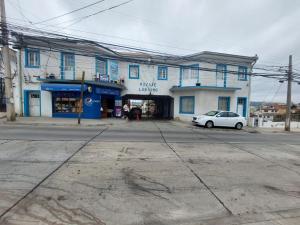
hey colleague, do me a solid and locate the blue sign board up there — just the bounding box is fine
[41,83,87,92]
[96,87,120,96]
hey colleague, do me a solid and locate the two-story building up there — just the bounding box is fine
[12,34,258,121]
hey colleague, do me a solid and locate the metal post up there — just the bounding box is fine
[18,49,23,116]
[285,55,292,131]
[0,0,15,121]
[78,71,85,125]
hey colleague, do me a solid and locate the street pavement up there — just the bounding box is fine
[0,121,299,225]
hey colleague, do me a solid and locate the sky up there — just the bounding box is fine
[5,0,300,103]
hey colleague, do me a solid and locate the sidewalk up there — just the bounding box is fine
[0,116,127,127]
[252,127,300,133]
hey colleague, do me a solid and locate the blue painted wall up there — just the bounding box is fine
[51,84,120,119]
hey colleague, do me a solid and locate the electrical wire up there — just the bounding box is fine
[33,0,106,25]
[56,0,134,29]
[0,22,292,81]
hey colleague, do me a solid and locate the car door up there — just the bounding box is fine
[227,112,239,127]
[214,112,228,126]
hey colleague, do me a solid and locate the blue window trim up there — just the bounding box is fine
[179,64,200,85]
[190,64,200,83]
[238,66,248,81]
[23,90,41,117]
[95,56,108,75]
[236,97,247,117]
[179,96,195,114]
[157,66,168,80]
[128,64,140,79]
[216,64,227,87]
[179,66,183,86]
[218,96,230,111]
[61,52,75,80]
[24,48,40,68]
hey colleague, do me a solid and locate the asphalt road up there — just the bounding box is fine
[0,121,299,225]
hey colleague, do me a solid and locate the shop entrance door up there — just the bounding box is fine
[122,94,174,120]
[29,92,41,116]
[101,95,115,118]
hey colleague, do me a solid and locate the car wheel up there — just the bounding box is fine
[235,122,243,130]
[205,121,214,128]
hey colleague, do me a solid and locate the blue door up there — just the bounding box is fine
[237,97,247,117]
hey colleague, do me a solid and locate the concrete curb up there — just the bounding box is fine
[1,121,112,127]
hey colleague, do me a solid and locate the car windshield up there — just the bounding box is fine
[204,111,220,116]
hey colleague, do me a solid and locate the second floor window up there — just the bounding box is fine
[238,66,247,81]
[96,57,107,75]
[158,66,168,80]
[129,65,139,79]
[191,67,199,79]
[61,53,75,80]
[25,48,40,68]
[182,68,189,80]
[216,64,226,80]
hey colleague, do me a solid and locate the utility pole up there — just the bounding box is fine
[78,71,85,125]
[285,55,292,131]
[18,50,23,116]
[0,0,15,121]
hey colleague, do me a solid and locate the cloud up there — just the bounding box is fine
[6,0,300,102]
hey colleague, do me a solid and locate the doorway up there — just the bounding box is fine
[101,95,115,118]
[237,97,247,117]
[0,77,5,112]
[122,94,174,119]
[24,90,41,117]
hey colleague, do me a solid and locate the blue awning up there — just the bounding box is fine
[41,83,87,92]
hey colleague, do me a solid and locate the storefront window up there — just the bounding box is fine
[53,93,82,113]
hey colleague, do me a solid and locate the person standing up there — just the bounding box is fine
[123,103,129,119]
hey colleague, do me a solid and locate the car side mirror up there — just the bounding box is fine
[216,115,220,117]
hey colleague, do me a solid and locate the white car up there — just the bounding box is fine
[192,111,247,130]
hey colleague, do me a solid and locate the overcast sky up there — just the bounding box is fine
[6,0,300,103]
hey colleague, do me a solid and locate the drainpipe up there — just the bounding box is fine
[18,49,23,116]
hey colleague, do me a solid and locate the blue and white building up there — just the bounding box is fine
[12,34,258,121]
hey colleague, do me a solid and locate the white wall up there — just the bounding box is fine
[173,90,247,121]
[120,62,179,96]
[41,91,52,117]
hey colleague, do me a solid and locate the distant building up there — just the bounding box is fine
[251,102,300,123]
[11,34,258,120]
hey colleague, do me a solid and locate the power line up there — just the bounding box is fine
[2,22,291,81]
[55,0,134,29]
[6,0,32,24]
[5,17,194,54]
[33,0,106,25]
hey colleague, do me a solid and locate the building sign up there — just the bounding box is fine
[139,82,158,93]
[96,88,120,96]
[84,97,93,107]
[84,97,100,107]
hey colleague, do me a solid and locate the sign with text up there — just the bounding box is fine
[138,82,158,93]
